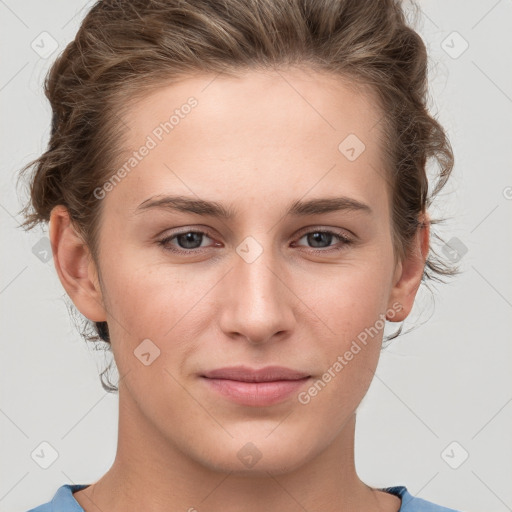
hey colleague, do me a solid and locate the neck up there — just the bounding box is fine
[73,389,399,512]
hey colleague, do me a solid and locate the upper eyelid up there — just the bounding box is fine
[295,226,353,239]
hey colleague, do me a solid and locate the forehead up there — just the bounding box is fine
[108,68,388,213]
[123,67,382,145]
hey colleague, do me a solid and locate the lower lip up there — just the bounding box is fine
[201,377,310,406]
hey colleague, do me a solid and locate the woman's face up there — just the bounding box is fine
[56,68,426,475]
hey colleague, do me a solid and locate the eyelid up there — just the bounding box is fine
[157,225,355,254]
[292,228,354,254]
[294,225,355,241]
[158,227,217,248]
[157,226,217,241]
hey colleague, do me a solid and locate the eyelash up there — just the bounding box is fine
[157,228,354,255]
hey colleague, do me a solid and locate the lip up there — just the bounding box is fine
[200,366,311,407]
[201,365,310,382]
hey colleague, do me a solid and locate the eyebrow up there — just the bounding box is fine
[134,194,372,218]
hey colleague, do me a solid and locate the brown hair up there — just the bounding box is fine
[17,0,456,392]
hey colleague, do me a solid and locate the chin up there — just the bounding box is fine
[191,433,318,476]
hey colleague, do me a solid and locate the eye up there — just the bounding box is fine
[158,230,217,254]
[293,229,353,253]
[157,227,354,256]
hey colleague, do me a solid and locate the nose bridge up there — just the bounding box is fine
[237,236,280,300]
[219,233,294,343]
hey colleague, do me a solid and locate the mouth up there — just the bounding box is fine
[201,365,311,382]
[200,366,311,406]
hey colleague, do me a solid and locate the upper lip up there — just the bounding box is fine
[201,365,310,382]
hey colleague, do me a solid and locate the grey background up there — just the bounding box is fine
[1,1,511,511]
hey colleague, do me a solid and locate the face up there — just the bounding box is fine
[52,68,426,476]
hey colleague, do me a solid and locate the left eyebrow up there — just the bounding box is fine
[288,196,372,216]
[133,194,372,218]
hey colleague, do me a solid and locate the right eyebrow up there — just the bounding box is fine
[134,195,236,219]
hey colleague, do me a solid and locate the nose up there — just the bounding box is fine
[218,239,296,345]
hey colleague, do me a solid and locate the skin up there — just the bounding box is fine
[50,68,428,512]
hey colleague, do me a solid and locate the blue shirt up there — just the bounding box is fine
[26,483,464,511]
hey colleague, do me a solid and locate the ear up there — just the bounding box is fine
[49,205,107,322]
[386,213,429,322]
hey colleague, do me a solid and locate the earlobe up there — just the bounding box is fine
[49,205,107,322]
[387,215,430,322]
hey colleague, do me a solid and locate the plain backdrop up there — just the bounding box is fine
[1,1,511,511]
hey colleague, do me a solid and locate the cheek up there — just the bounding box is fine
[310,260,393,336]
[299,263,391,399]
[294,291,386,448]
[98,255,219,368]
